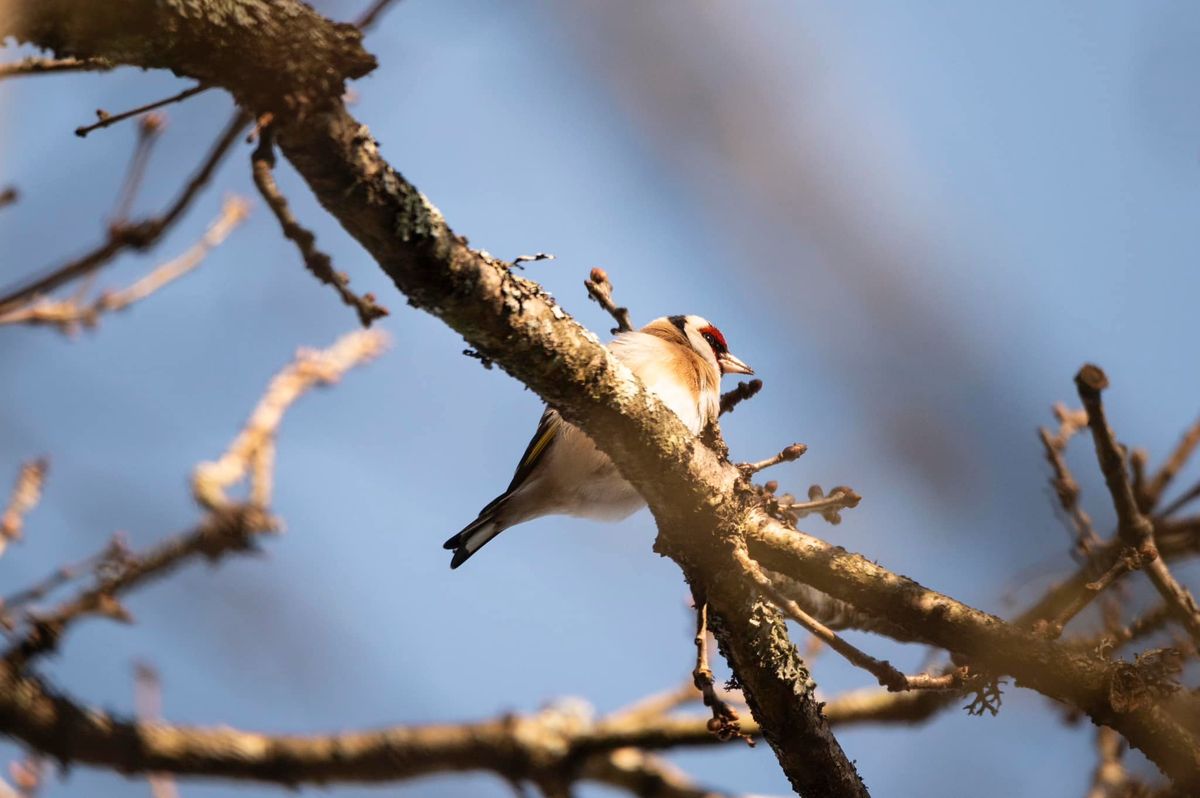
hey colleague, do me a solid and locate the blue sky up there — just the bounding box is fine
[2,2,1198,796]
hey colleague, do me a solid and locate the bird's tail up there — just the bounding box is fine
[443,496,508,569]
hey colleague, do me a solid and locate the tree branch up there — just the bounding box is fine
[1076,364,1200,647]
[250,131,387,327]
[0,197,250,332]
[0,459,48,559]
[8,1,1199,792]
[0,56,113,80]
[0,111,248,315]
[191,329,388,510]
[2,505,275,669]
[75,84,208,138]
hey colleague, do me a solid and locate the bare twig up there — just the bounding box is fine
[3,505,275,669]
[112,113,167,223]
[250,132,387,327]
[582,748,778,798]
[355,0,403,30]
[1076,364,1200,646]
[1039,403,1101,559]
[1076,602,1174,658]
[738,444,806,476]
[7,755,44,798]
[0,197,250,331]
[0,57,113,80]
[1159,479,1200,518]
[719,378,762,416]
[1,536,129,621]
[1085,726,1128,798]
[135,663,181,798]
[75,85,208,138]
[0,187,17,210]
[781,485,861,524]
[0,460,48,558]
[1142,415,1200,512]
[584,267,633,334]
[0,110,249,315]
[1035,549,1142,640]
[607,681,698,725]
[511,253,555,269]
[193,330,389,509]
[738,549,960,693]
[691,602,748,744]
[1017,515,1200,630]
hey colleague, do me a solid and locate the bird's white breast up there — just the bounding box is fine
[609,331,718,434]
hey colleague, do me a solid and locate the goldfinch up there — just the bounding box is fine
[444,315,753,568]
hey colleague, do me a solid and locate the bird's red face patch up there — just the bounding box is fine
[698,325,728,355]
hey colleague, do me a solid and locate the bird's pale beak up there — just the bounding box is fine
[718,352,754,375]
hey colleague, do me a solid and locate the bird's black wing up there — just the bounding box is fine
[505,407,560,492]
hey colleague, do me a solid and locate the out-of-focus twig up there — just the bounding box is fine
[581,748,779,798]
[1039,403,1101,559]
[0,57,113,80]
[135,663,181,798]
[355,0,403,30]
[7,755,44,798]
[75,84,208,138]
[0,535,129,629]
[1141,415,1200,512]
[0,187,17,210]
[193,330,389,510]
[0,460,48,559]
[250,132,387,327]
[2,506,274,669]
[1085,726,1128,798]
[0,197,250,332]
[112,113,167,223]
[3,331,383,669]
[1076,364,1200,647]
[584,267,633,334]
[1035,548,1141,640]
[1160,480,1200,518]
[0,111,248,316]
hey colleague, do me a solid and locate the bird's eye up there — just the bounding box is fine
[702,331,724,353]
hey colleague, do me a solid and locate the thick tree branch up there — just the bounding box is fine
[745,523,1197,785]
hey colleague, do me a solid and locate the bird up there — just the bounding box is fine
[444,314,753,568]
